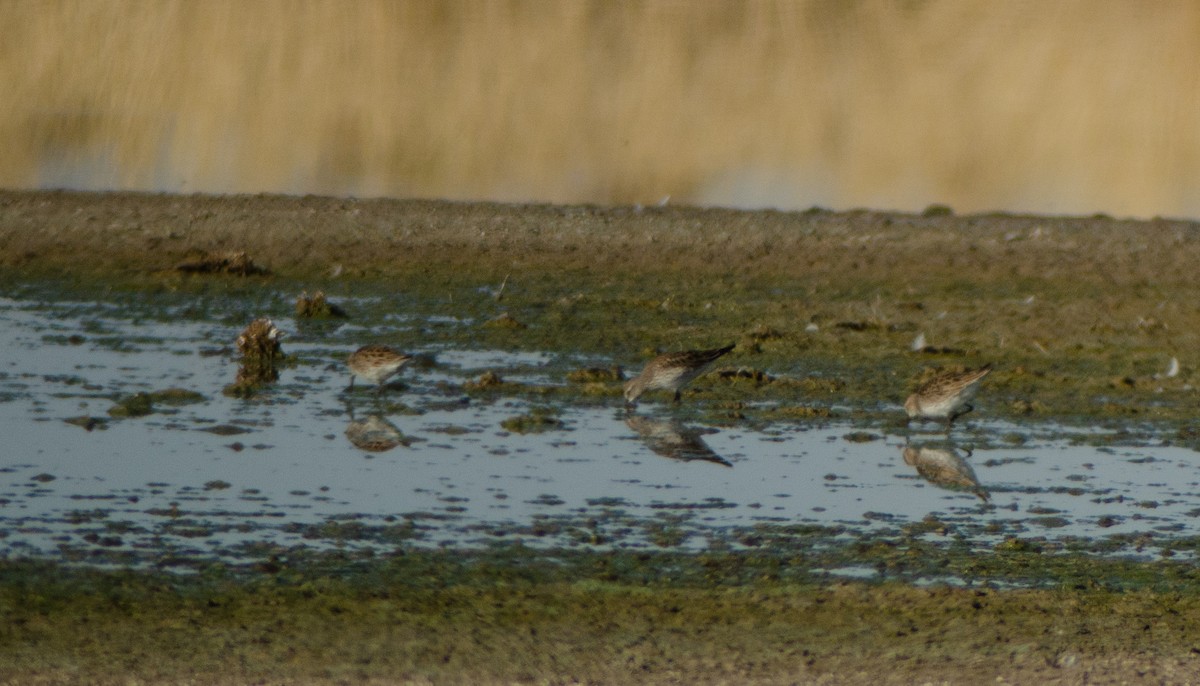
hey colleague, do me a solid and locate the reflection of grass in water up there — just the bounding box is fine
[4,3,1200,216]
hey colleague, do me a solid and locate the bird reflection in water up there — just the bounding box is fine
[901,444,989,502]
[625,415,732,467]
[345,413,411,453]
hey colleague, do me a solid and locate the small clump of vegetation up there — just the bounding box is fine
[104,388,203,418]
[715,367,773,386]
[175,250,268,276]
[63,416,108,431]
[483,312,527,329]
[295,290,347,318]
[464,371,515,392]
[500,407,564,434]
[922,203,955,217]
[225,318,285,397]
[566,366,623,383]
[107,392,154,418]
[148,388,207,405]
[767,404,833,419]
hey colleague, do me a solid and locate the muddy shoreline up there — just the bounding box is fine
[4,189,1200,684]
[3,188,1198,428]
[3,188,1197,282]
[3,554,1200,686]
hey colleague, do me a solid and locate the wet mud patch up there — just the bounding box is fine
[3,290,1200,576]
[4,552,1200,685]
[6,192,1200,681]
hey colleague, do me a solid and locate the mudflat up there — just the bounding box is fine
[3,189,1200,684]
[3,189,1198,424]
[1,190,1193,286]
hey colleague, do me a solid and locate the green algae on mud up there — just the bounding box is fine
[4,189,1200,434]
[4,267,1196,442]
[4,551,1200,685]
[9,191,1200,681]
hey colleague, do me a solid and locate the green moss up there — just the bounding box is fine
[463,370,513,391]
[107,392,153,417]
[3,551,1200,684]
[765,404,834,419]
[500,407,565,434]
[63,415,108,431]
[10,192,1200,681]
[483,312,527,329]
[148,388,207,405]
[566,366,624,383]
[294,290,347,318]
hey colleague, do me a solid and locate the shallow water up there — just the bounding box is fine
[2,292,1199,573]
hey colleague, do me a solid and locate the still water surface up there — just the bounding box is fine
[1,294,1198,571]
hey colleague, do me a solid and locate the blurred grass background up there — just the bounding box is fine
[3,0,1199,217]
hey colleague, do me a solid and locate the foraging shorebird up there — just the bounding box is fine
[623,343,735,405]
[346,345,413,394]
[904,364,992,424]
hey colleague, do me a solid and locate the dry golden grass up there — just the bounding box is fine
[3,1,1200,217]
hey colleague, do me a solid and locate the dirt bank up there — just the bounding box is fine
[2,189,1197,284]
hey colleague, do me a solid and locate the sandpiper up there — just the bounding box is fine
[347,345,413,394]
[624,343,735,405]
[904,364,992,424]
